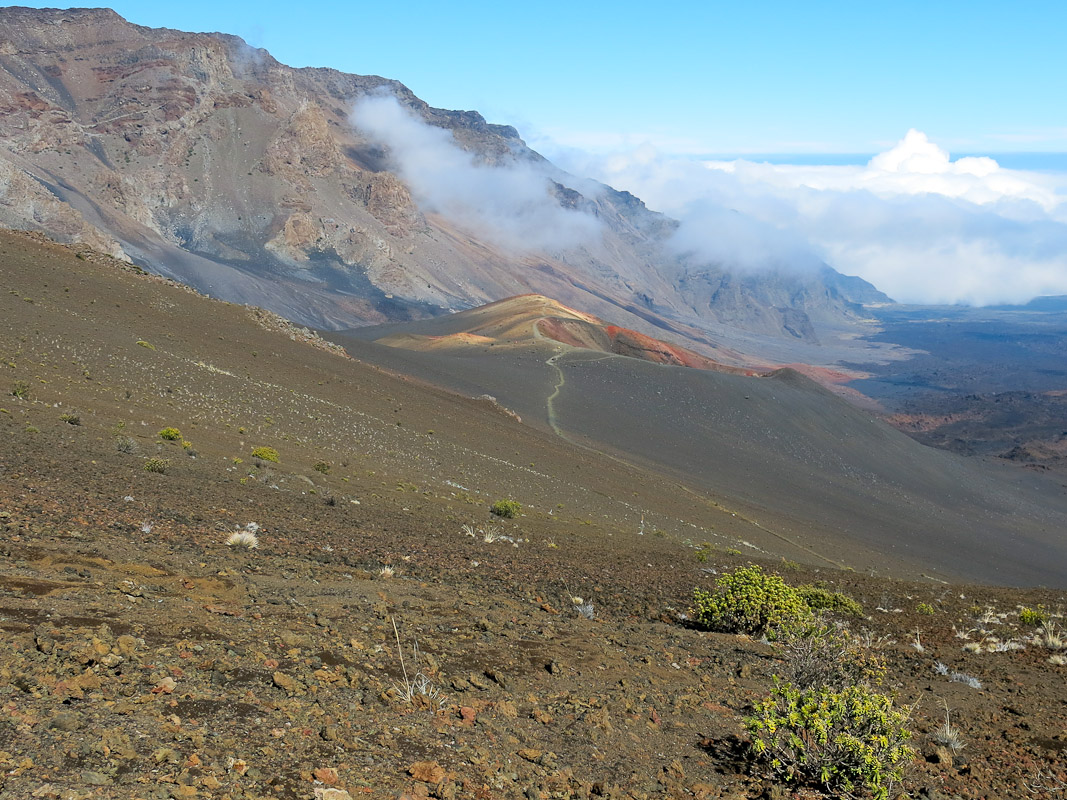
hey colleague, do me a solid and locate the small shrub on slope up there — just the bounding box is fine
[251,446,279,463]
[798,584,864,617]
[692,565,811,635]
[1019,606,1048,626]
[775,618,885,691]
[158,427,182,441]
[490,499,521,519]
[747,680,914,799]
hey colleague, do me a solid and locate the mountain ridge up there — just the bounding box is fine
[0,6,888,365]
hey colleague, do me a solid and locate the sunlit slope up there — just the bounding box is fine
[359,294,760,372]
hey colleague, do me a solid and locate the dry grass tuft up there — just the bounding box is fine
[226,531,259,549]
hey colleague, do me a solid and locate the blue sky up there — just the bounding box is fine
[18,0,1067,156]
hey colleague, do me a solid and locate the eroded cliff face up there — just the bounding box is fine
[0,6,886,351]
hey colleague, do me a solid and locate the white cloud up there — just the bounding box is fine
[553,129,1067,305]
[349,93,602,254]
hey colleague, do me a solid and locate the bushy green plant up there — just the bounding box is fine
[916,602,935,615]
[798,584,864,617]
[314,461,331,474]
[251,446,279,463]
[11,380,29,399]
[1020,606,1048,626]
[59,412,81,425]
[158,427,182,441]
[143,457,169,474]
[692,565,812,634]
[490,499,521,519]
[747,680,914,799]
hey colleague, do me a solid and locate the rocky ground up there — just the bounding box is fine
[1,230,1066,800]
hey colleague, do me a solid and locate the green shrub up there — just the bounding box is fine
[490,499,521,519]
[143,457,169,474]
[158,427,182,441]
[314,461,331,474]
[747,680,914,799]
[11,380,29,399]
[59,412,81,425]
[798,585,864,617]
[916,602,935,616]
[251,446,279,463]
[1019,606,1048,626]
[692,565,812,635]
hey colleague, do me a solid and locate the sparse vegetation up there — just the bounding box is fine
[916,602,936,615]
[143,457,169,473]
[251,445,279,463]
[933,702,966,754]
[1019,606,1048,626]
[692,565,811,635]
[115,435,138,453]
[798,584,864,617]
[158,426,182,441]
[391,618,446,711]
[226,531,259,549]
[59,411,81,425]
[313,460,330,474]
[748,680,914,799]
[490,498,521,519]
[775,619,884,690]
[950,671,983,690]
[11,380,29,398]
[1036,620,1065,650]
[136,340,155,350]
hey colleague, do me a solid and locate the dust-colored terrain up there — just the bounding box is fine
[3,230,1067,800]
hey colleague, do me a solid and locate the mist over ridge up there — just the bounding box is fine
[548,130,1067,306]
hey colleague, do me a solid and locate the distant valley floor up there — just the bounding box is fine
[845,304,1067,472]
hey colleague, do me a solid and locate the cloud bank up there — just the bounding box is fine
[350,94,601,254]
[556,130,1067,305]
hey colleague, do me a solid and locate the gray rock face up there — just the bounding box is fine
[0,6,888,354]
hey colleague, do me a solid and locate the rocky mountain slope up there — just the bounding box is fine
[0,6,887,362]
